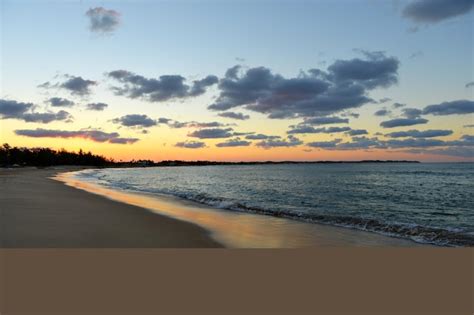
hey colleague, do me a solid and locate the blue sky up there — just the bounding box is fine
[1,0,473,161]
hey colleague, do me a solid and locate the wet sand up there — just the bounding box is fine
[0,167,221,247]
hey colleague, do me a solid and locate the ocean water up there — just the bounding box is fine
[74,163,474,247]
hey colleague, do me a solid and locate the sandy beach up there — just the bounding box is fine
[0,167,422,248]
[0,167,221,247]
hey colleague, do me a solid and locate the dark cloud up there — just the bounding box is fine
[256,135,303,148]
[378,97,391,103]
[245,134,279,140]
[0,99,72,123]
[392,102,406,108]
[21,110,72,123]
[209,52,398,119]
[422,100,474,116]
[380,118,428,128]
[402,107,423,118]
[0,99,34,118]
[175,141,206,149]
[347,129,368,136]
[189,75,219,96]
[215,138,251,147]
[86,102,108,111]
[188,128,234,139]
[303,116,349,125]
[385,138,446,148]
[402,0,474,24]
[107,70,217,102]
[466,82,474,88]
[48,97,75,107]
[112,114,157,128]
[287,126,351,134]
[374,109,391,116]
[336,136,384,150]
[386,129,453,138]
[86,7,121,34]
[405,147,474,158]
[61,76,97,96]
[218,111,250,120]
[15,128,138,144]
[307,139,342,148]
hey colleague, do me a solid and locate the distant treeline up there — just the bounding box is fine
[0,144,112,167]
[0,143,420,167]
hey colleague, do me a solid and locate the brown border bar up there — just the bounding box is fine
[0,248,472,314]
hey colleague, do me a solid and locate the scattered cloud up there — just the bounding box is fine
[216,138,251,147]
[385,129,453,138]
[409,51,424,59]
[303,116,349,125]
[0,99,72,123]
[209,51,399,118]
[378,97,392,103]
[112,114,157,128]
[347,129,368,136]
[256,135,303,148]
[86,102,108,111]
[245,134,279,140]
[402,107,423,118]
[392,102,406,108]
[380,118,428,128]
[422,100,474,116]
[466,82,474,88]
[287,126,351,134]
[106,70,217,102]
[402,0,474,24]
[218,111,250,120]
[374,109,391,116]
[15,128,138,144]
[307,139,342,148]
[175,141,206,149]
[48,97,75,107]
[86,7,121,34]
[39,75,97,96]
[188,128,234,139]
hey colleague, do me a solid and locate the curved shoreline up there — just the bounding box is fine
[55,168,422,248]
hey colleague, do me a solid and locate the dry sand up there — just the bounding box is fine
[0,167,222,247]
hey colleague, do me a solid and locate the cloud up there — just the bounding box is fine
[385,129,453,138]
[385,138,447,148]
[392,102,406,108]
[48,97,75,107]
[86,102,108,111]
[106,70,217,102]
[218,111,250,120]
[40,75,97,96]
[0,99,34,118]
[303,116,349,125]
[245,134,279,140]
[215,138,251,147]
[409,51,424,59]
[86,7,121,34]
[112,114,157,128]
[347,129,368,136]
[307,139,342,148]
[402,0,474,24]
[405,147,474,158]
[256,135,303,148]
[401,107,423,118]
[374,109,391,116]
[466,82,474,88]
[188,128,234,139]
[380,118,428,128]
[15,128,138,144]
[209,51,399,119]
[175,141,206,149]
[0,99,72,123]
[287,126,351,134]
[464,124,474,128]
[336,136,383,150]
[378,97,392,103]
[422,100,474,116]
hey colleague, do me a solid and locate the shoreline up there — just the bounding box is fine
[55,167,422,248]
[0,166,222,248]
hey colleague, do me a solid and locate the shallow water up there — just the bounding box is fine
[71,163,474,246]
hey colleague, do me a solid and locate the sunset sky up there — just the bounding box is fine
[1,0,473,162]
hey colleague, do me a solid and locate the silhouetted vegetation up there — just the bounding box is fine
[0,143,420,168]
[0,144,112,167]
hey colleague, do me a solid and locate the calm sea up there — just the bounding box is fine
[74,163,474,246]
